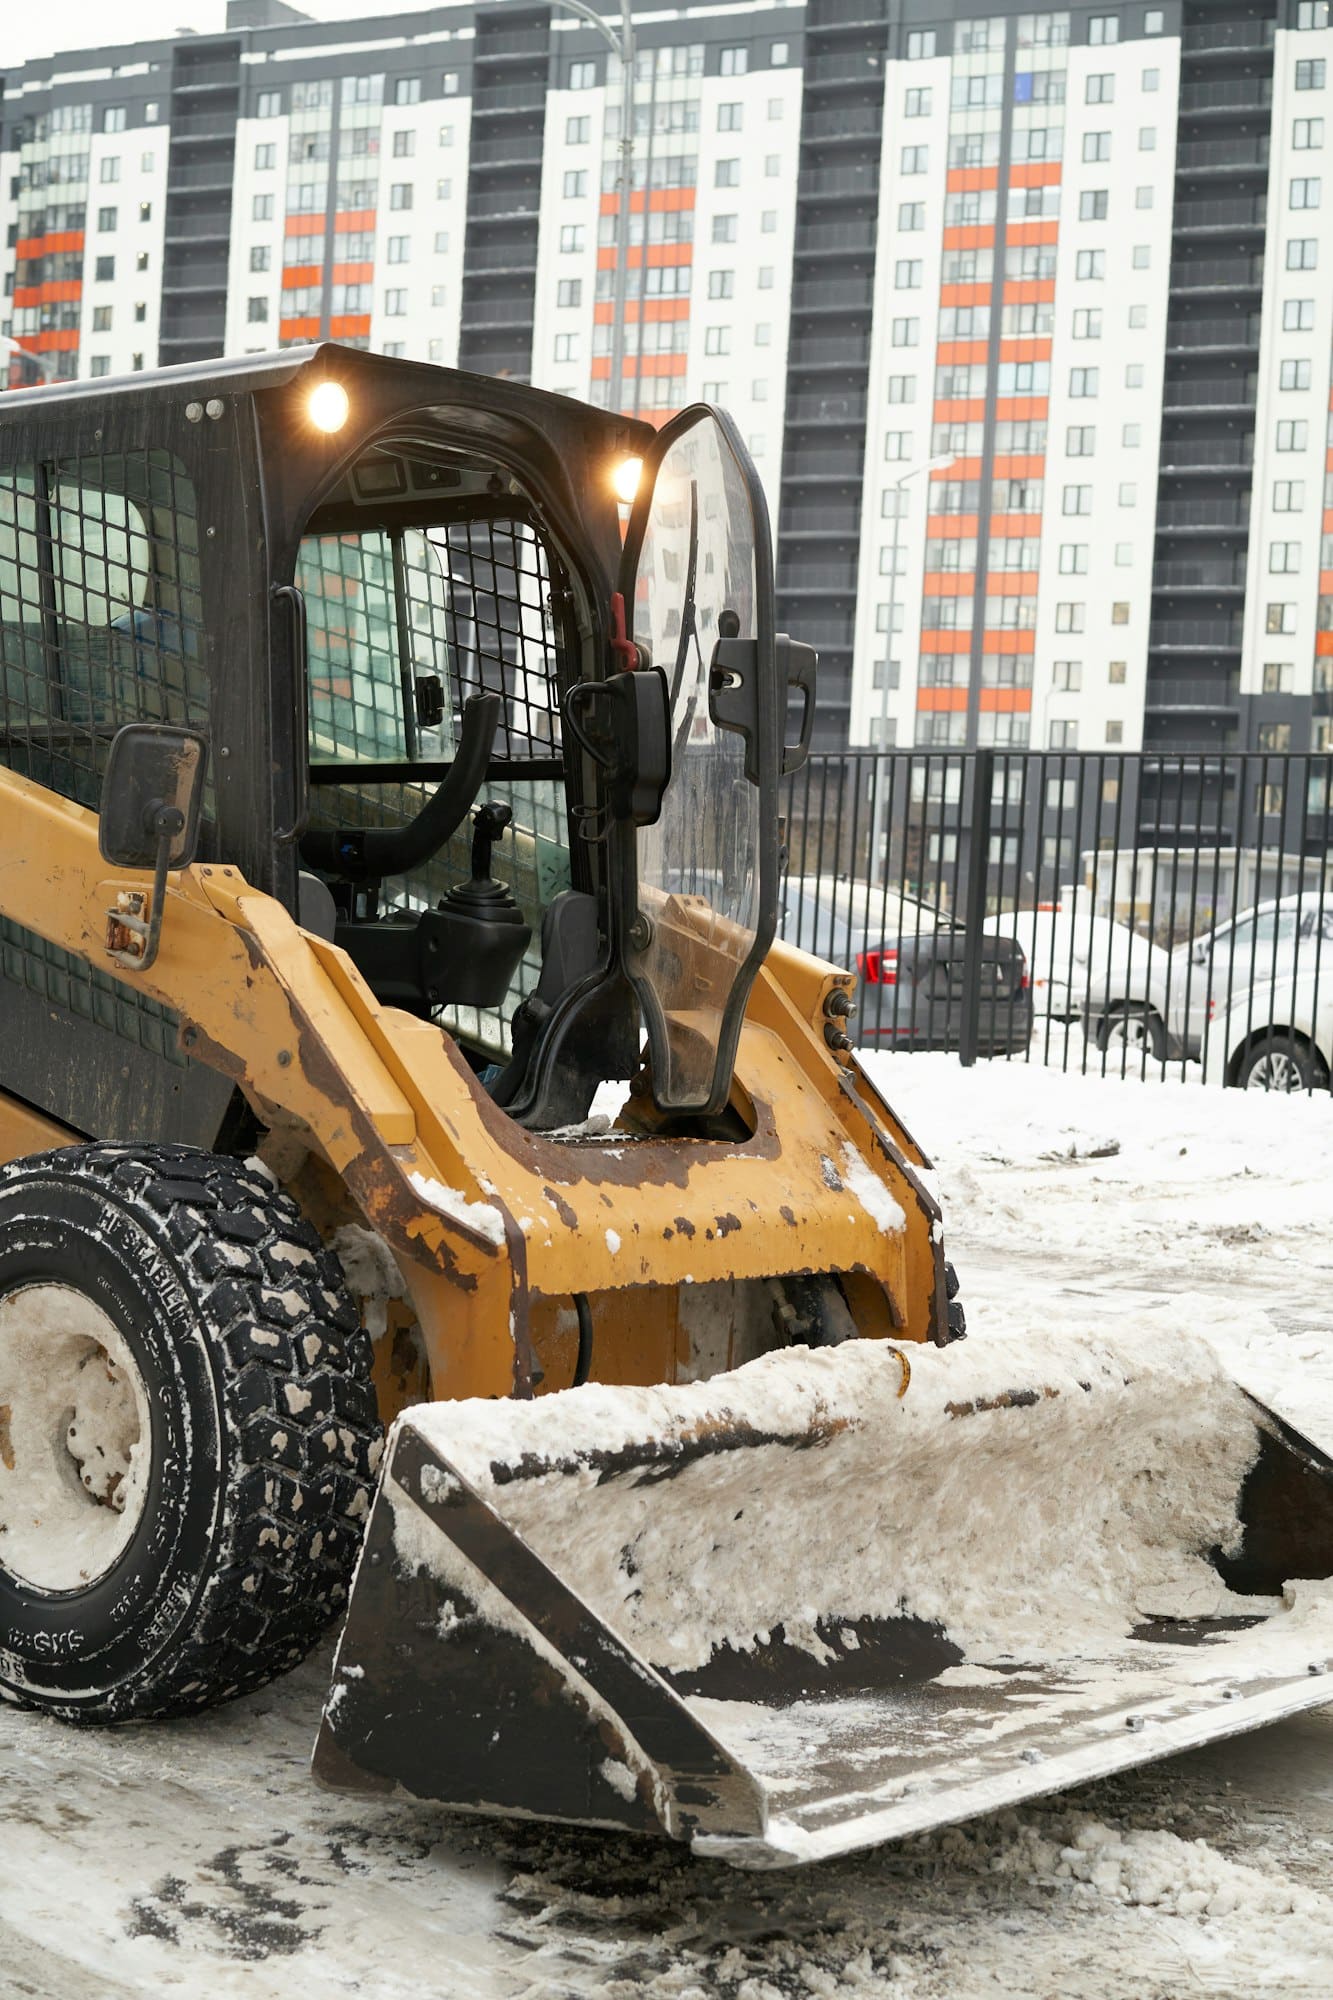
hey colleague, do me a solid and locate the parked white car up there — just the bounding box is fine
[984,905,1143,1028]
[1083,894,1333,1064]
[1203,961,1333,1091]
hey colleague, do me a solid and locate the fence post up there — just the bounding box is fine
[958,747,994,1069]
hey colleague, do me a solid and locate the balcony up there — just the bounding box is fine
[1159,438,1254,472]
[806,51,884,85]
[469,135,544,167]
[1182,18,1276,57]
[1178,78,1273,117]
[801,107,884,144]
[168,111,236,142]
[1152,558,1247,590]
[786,391,869,426]
[467,189,540,221]
[1162,376,1256,411]
[787,332,872,369]
[795,219,876,255]
[1149,619,1243,650]
[780,507,862,536]
[1176,137,1269,173]
[472,84,547,115]
[1144,678,1241,711]
[1157,498,1251,530]
[792,276,875,314]
[799,164,881,201]
[1166,315,1262,352]
[1172,255,1264,293]
[1173,196,1267,233]
[171,59,239,91]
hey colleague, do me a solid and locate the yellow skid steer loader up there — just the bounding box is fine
[2,348,1333,1868]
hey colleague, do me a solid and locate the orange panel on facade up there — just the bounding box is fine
[993,397,1050,421]
[979,687,1032,712]
[279,316,322,339]
[599,188,696,215]
[15,231,84,260]
[596,244,692,270]
[333,209,377,234]
[30,330,79,352]
[936,340,990,366]
[989,513,1044,537]
[917,688,969,711]
[939,283,992,308]
[285,214,324,238]
[998,337,1051,363]
[945,166,999,193]
[941,226,996,251]
[593,297,690,323]
[331,262,374,284]
[591,355,688,379]
[982,631,1036,654]
[922,574,978,594]
[916,629,971,652]
[991,454,1046,479]
[932,398,987,424]
[1317,630,1333,656]
[926,514,979,537]
[984,572,1039,595]
[1005,218,1060,244]
[329,313,371,338]
[1002,279,1056,303]
[282,264,323,289]
[1009,162,1062,188]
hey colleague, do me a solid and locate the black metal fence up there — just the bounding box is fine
[779,750,1333,1092]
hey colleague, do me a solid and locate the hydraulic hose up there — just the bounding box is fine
[572,1292,594,1388]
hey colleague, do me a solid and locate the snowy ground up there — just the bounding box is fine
[6,1056,1333,1999]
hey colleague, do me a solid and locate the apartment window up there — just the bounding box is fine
[1291,178,1322,208]
[443,69,460,94]
[765,155,781,176]
[1277,419,1309,450]
[1069,367,1099,397]
[257,90,281,117]
[387,236,410,263]
[769,98,783,119]
[564,170,588,198]
[97,206,117,232]
[713,215,738,242]
[1106,721,1124,745]
[136,253,149,273]
[132,353,144,371]
[1270,542,1302,573]
[94,256,115,281]
[1089,15,1119,43]
[566,116,590,144]
[1297,60,1326,90]
[708,270,735,299]
[100,106,124,138]
[386,184,412,211]
[134,300,146,320]
[1083,132,1111,163]
[1285,299,1317,331]
[1059,545,1089,574]
[1128,304,1148,327]
[720,46,749,75]
[752,380,769,403]
[393,131,415,159]
[1063,485,1093,515]
[905,87,932,116]
[1124,423,1142,446]
[718,102,742,131]
[430,285,447,308]
[758,266,774,289]
[899,201,926,230]
[1139,126,1157,151]
[1076,250,1105,280]
[254,144,276,170]
[907,30,937,58]
[1125,363,1144,388]
[554,333,579,363]
[434,231,450,254]
[1288,238,1318,269]
[253,195,274,221]
[1118,483,1136,507]
[1053,661,1082,691]
[761,210,778,232]
[895,259,923,288]
[1066,425,1096,455]
[100,158,120,185]
[891,317,919,346]
[1145,7,1164,29]
[247,297,269,323]
[89,357,111,379]
[569,60,597,89]
[1280,359,1313,390]
[559,225,585,253]
[1079,190,1109,221]
[715,159,741,188]
[1143,66,1160,89]
[755,322,772,346]
[899,146,929,179]
[1072,309,1101,339]
[705,327,730,355]
[91,305,112,332]
[1055,603,1085,633]
[557,278,582,308]
[1295,119,1325,149]
[770,40,788,63]
[1086,74,1114,104]
[384,290,408,316]
[394,76,421,106]
[1259,722,1294,754]
[1264,663,1295,693]
[885,432,912,461]
[887,375,916,404]
[1049,721,1079,749]
[1274,480,1305,512]
[1267,602,1297,633]
[436,180,453,201]
[1132,244,1151,269]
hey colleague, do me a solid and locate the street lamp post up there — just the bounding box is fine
[869,451,955,887]
[537,0,636,418]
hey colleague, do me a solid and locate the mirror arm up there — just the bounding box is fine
[105,805,185,974]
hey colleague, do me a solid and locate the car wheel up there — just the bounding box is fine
[1237,1034,1328,1094]
[1096,1005,1166,1065]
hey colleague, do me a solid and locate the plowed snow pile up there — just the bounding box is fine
[397,1319,1264,1669]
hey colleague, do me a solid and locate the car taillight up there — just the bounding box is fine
[1020,965,1030,992]
[858,948,898,985]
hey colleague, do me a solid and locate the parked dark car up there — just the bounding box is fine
[779,877,1031,1053]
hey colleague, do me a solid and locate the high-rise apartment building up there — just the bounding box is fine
[2,0,1330,761]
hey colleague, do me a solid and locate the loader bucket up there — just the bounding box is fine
[313,1328,1333,1868]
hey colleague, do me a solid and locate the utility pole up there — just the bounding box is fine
[537,0,636,417]
[868,451,955,886]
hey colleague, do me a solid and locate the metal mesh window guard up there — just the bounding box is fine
[0,450,207,810]
[302,511,571,1056]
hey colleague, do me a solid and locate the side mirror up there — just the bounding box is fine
[99,724,209,971]
[563,666,671,827]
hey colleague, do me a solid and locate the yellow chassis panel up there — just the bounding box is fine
[0,763,945,1400]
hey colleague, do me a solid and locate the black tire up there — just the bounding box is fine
[1095,1004,1166,1065]
[943,1259,966,1345]
[0,1144,381,1722]
[1237,1032,1328,1094]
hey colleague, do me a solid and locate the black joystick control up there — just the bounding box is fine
[425,801,532,1009]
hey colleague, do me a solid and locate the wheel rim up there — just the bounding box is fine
[1246,1048,1305,1093]
[1107,1012,1152,1054]
[0,1284,152,1593]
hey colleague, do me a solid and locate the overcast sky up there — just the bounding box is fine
[3,0,442,70]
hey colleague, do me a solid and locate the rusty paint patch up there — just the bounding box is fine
[779,1204,797,1227]
[0,1403,12,1471]
[945,1386,1062,1418]
[714,1213,741,1238]
[542,1185,579,1230]
[673,1216,696,1240]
